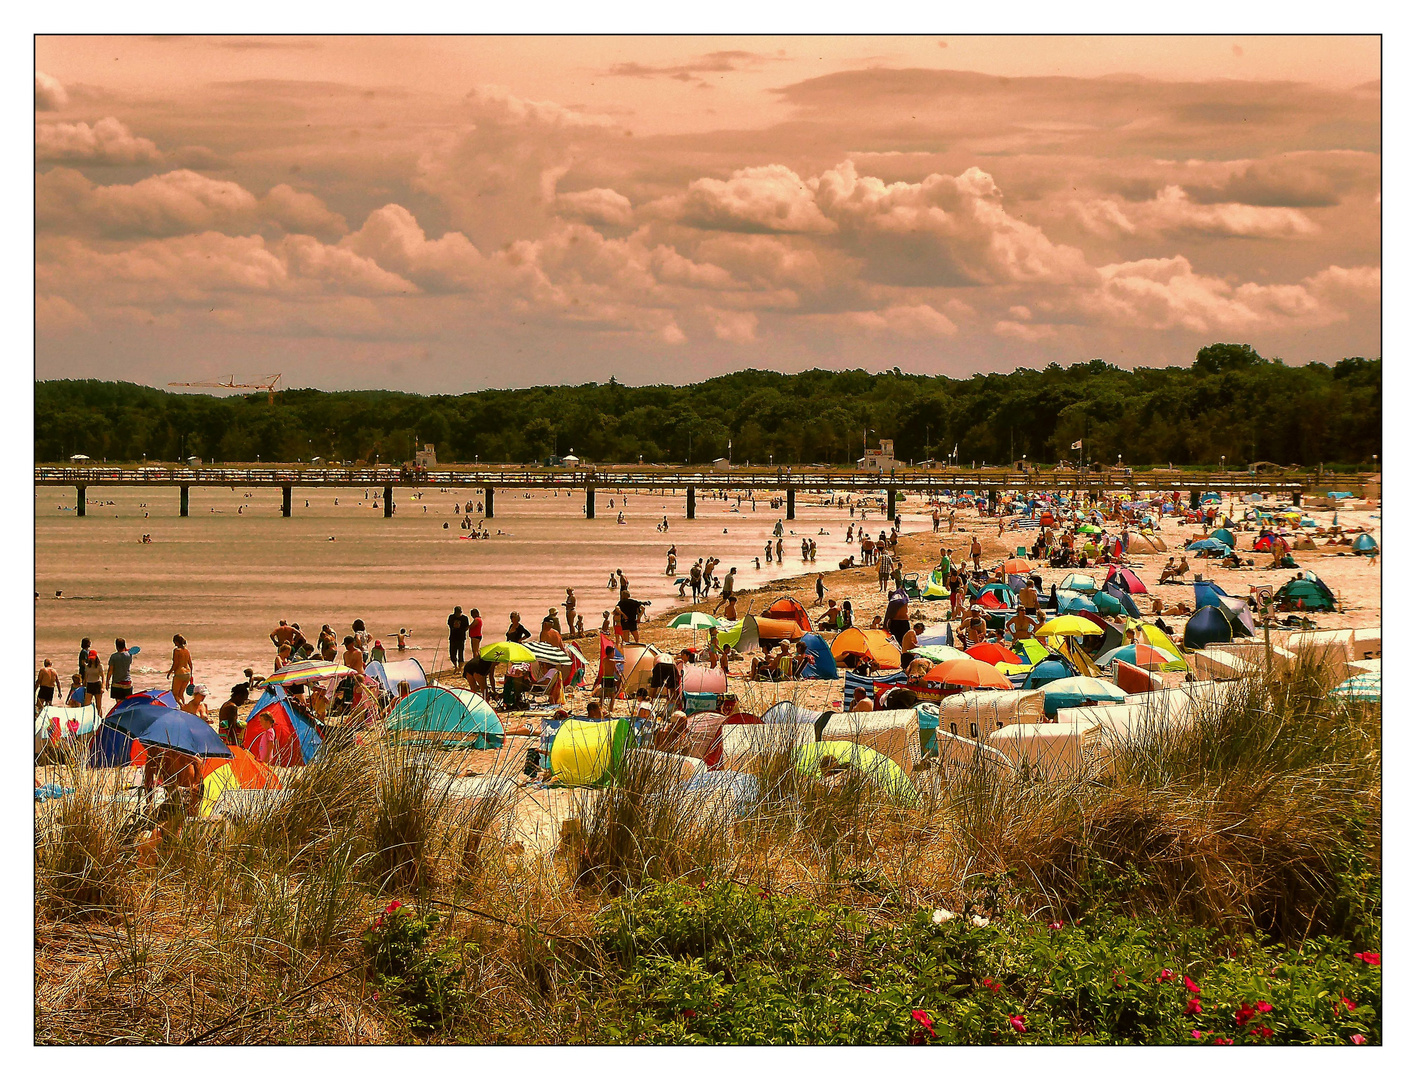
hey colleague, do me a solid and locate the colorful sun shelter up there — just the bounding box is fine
[548,717,633,786]
[1352,532,1379,554]
[794,740,919,807]
[35,703,100,757]
[1183,605,1235,650]
[199,746,282,816]
[98,700,233,763]
[762,596,814,634]
[830,627,903,670]
[243,697,322,766]
[1276,573,1337,612]
[738,615,807,652]
[1103,566,1148,595]
[365,658,428,696]
[386,686,504,749]
[798,632,838,679]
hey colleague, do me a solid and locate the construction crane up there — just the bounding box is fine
[168,374,282,404]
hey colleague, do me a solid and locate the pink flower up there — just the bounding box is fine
[1253,1026,1274,1039]
[371,915,384,930]
[1354,951,1380,965]
[1254,1001,1272,1013]
[1184,975,1201,993]
[981,977,1002,993]
[384,900,403,914]
[1339,996,1357,1013]
[371,992,379,1002]
[1047,920,1062,930]
[682,1008,697,1019]
[1351,1034,1367,1045]
[1157,969,1176,983]
[1234,1004,1256,1027]
[1184,997,1203,1016]
[1009,1015,1027,1033]
[912,1009,936,1038]
[1213,1036,1234,1045]
[1191,1030,1207,1040]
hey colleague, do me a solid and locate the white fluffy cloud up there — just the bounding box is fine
[38,168,257,236]
[36,117,161,165]
[259,184,348,239]
[35,71,67,111]
[555,187,634,227]
[845,303,958,338]
[672,164,836,234]
[342,204,487,293]
[1077,186,1320,240]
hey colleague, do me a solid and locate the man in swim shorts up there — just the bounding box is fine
[106,638,133,705]
[35,659,58,711]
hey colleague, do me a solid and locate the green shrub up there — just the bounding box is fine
[593,881,1381,1045]
[362,902,470,1034]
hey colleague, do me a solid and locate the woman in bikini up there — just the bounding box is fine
[166,633,193,701]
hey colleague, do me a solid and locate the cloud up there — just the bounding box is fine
[994,319,1057,342]
[606,50,783,85]
[36,293,89,332]
[259,184,347,239]
[1077,186,1319,240]
[845,303,958,338]
[555,187,634,227]
[1075,255,1367,333]
[37,168,257,237]
[35,71,68,111]
[36,117,161,164]
[670,165,836,234]
[275,234,416,296]
[342,204,486,293]
[710,309,759,342]
[814,161,1093,286]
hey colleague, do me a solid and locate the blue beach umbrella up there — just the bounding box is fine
[102,701,233,758]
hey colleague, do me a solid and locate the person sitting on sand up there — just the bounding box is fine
[218,684,248,745]
[959,606,989,647]
[143,747,203,818]
[869,615,884,630]
[817,599,842,631]
[850,688,874,713]
[905,654,932,681]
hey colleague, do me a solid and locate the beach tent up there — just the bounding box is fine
[830,627,903,670]
[762,596,813,634]
[1187,538,1232,556]
[386,686,503,749]
[1193,580,1232,611]
[1352,532,1379,554]
[1218,598,1256,637]
[1041,676,1128,717]
[738,615,807,654]
[548,718,633,786]
[680,771,763,819]
[1051,636,1106,677]
[1210,528,1236,548]
[794,741,919,807]
[1059,569,1098,594]
[685,712,761,770]
[364,658,428,696]
[1127,534,1160,555]
[35,703,100,757]
[1056,589,1098,615]
[762,701,830,730]
[1100,583,1142,619]
[243,699,321,766]
[1183,606,1234,650]
[1021,657,1075,689]
[972,583,1018,607]
[620,643,667,696]
[798,633,838,679]
[1276,575,1337,612]
[198,746,282,816]
[680,664,729,694]
[1103,566,1148,595]
[1097,643,1188,673]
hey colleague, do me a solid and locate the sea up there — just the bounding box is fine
[35,483,930,693]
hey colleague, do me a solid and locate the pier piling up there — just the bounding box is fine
[586,486,595,519]
[687,485,696,519]
[384,485,393,517]
[282,485,292,517]
[76,487,85,517]
[484,486,494,519]
[180,485,190,517]
[786,486,795,520]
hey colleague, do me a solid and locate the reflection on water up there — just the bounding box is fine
[36,484,924,692]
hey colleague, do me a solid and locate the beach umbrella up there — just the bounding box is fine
[1002,557,1032,575]
[102,701,232,759]
[1330,673,1380,703]
[966,642,1023,666]
[1036,615,1106,638]
[480,641,537,664]
[794,741,919,806]
[924,657,1013,690]
[266,661,360,686]
[1041,676,1128,716]
[669,611,728,631]
[1077,524,1101,534]
[524,640,574,666]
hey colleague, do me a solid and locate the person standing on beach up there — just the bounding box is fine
[77,637,92,681]
[447,606,470,666]
[106,638,133,708]
[713,568,736,615]
[219,684,248,745]
[467,609,484,660]
[949,507,956,533]
[270,620,296,651]
[505,611,531,644]
[877,550,892,592]
[341,636,366,675]
[35,659,59,712]
[970,536,983,572]
[764,540,773,564]
[166,634,192,701]
[815,573,826,606]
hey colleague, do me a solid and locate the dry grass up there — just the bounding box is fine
[35,651,1380,1043]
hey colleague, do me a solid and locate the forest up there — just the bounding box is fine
[35,344,1380,469]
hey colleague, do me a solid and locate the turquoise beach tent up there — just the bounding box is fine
[386,686,504,749]
[1352,533,1379,554]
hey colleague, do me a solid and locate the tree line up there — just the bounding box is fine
[35,344,1380,469]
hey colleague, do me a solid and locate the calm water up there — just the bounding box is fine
[35,484,928,692]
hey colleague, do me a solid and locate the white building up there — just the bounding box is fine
[858,439,897,473]
[414,443,438,468]
[712,457,732,472]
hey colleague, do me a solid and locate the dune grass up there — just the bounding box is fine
[35,655,1380,1044]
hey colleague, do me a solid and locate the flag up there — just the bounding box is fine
[1071,439,1083,450]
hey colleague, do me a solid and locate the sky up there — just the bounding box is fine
[34,35,1381,393]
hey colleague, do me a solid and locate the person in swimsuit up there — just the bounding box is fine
[166,634,192,701]
[35,659,59,712]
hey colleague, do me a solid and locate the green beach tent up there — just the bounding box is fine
[794,740,919,806]
[386,686,504,749]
